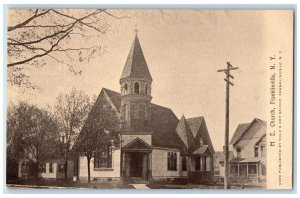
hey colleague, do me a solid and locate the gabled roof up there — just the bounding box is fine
[192,145,209,155]
[102,88,121,111]
[150,104,187,151]
[122,137,152,150]
[230,123,250,145]
[230,118,266,146]
[175,115,197,151]
[186,117,204,138]
[120,35,152,81]
[77,88,186,151]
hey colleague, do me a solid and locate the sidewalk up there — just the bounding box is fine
[130,184,150,189]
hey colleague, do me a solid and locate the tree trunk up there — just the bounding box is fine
[87,156,91,183]
[64,150,69,180]
[36,146,39,180]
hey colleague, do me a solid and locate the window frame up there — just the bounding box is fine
[254,146,259,157]
[134,82,140,94]
[124,83,128,94]
[49,162,53,173]
[94,145,113,169]
[167,152,177,171]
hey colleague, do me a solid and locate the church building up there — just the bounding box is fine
[74,33,215,183]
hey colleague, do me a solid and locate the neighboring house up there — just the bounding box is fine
[18,143,74,180]
[73,34,215,183]
[222,118,266,183]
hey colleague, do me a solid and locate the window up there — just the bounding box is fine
[124,83,128,94]
[94,146,112,169]
[134,82,139,94]
[248,163,257,174]
[261,145,266,157]
[254,146,259,157]
[145,84,150,95]
[182,157,187,171]
[58,164,64,172]
[40,163,46,173]
[202,157,207,171]
[236,146,241,158]
[122,104,127,120]
[139,104,146,120]
[167,152,177,171]
[49,163,53,173]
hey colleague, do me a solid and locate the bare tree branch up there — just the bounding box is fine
[7,30,72,67]
[8,9,51,32]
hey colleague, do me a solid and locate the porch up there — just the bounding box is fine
[121,138,152,181]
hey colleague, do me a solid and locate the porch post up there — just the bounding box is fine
[237,163,240,178]
[256,163,258,178]
[148,152,152,180]
[122,152,126,178]
[246,163,248,178]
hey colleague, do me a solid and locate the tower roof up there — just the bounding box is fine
[120,34,152,81]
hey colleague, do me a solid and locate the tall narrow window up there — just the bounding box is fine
[122,104,127,120]
[261,145,265,157]
[124,83,128,94]
[134,82,140,94]
[145,84,150,95]
[202,157,207,171]
[167,152,177,171]
[94,145,112,169]
[254,146,259,157]
[49,163,53,173]
[236,146,241,158]
[41,163,46,173]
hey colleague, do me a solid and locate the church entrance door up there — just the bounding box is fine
[130,152,144,177]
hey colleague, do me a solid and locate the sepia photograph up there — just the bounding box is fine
[5,7,294,191]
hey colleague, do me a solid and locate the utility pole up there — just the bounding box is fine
[217,62,239,189]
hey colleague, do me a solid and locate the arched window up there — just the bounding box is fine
[134,82,139,94]
[124,83,128,94]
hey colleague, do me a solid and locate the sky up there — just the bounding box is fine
[7,9,293,151]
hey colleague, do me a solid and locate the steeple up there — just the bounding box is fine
[120,34,152,82]
[119,33,153,132]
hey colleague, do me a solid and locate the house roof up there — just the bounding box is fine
[76,87,215,155]
[186,117,204,138]
[175,115,197,151]
[230,118,267,146]
[192,145,209,155]
[228,157,260,163]
[122,137,152,151]
[230,123,250,145]
[150,104,187,151]
[102,88,121,111]
[76,88,187,151]
[120,35,152,81]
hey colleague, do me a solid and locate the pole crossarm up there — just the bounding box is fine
[224,78,234,86]
[217,67,239,72]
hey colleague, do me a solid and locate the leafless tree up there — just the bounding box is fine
[7,9,128,88]
[54,88,92,180]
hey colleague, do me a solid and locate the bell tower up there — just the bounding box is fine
[120,32,153,132]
